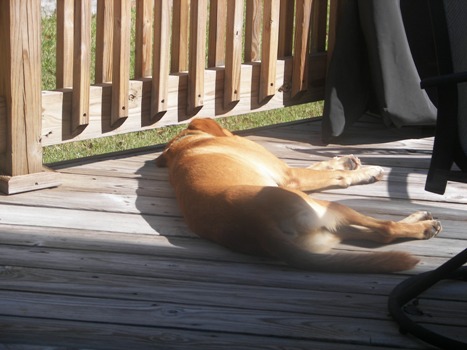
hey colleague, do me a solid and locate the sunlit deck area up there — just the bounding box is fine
[0,118,466,349]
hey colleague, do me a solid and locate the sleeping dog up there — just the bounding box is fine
[156,118,441,273]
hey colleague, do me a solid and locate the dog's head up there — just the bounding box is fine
[186,118,234,137]
[156,118,233,167]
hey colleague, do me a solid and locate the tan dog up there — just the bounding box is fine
[156,118,441,273]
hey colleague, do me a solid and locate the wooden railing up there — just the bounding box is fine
[0,0,337,194]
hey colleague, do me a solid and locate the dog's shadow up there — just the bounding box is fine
[134,157,196,255]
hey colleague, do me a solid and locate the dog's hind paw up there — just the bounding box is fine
[423,220,442,239]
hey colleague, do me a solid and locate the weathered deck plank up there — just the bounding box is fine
[0,315,408,350]
[0,118,465,349]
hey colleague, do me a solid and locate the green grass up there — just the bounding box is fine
[41,13,57,90]
[43,102,323,164]
[41,10,323,164]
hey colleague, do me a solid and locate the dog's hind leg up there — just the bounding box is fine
[243,188,427,272]
[317,200,442,243]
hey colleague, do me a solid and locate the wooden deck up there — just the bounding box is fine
[0,118,465,349]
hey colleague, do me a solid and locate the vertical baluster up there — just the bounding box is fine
[187,0,207,113]
[95,0,114,84]
[151,0,170,117]
[292,0,313,97]
[224,0,243,107]
[111,0,131,125]
[72,0,92,131]
[278,0,294,58]
[244,0,262,62]
[56,0,74,88]
[135,0,153,78]
[208,0,226,68]
[259,0,280,102]
[171,0,190,73]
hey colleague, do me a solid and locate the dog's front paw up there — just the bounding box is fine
[347,166,384,187]
[311,155,361,170]
[338,155,361,170]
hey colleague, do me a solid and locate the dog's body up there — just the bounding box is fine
[156,118,441,273]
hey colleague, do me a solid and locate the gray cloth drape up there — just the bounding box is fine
[322,0,438,142]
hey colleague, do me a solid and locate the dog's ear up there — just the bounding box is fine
[188,118,233,137]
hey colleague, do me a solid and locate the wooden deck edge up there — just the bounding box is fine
[0,167,61,195]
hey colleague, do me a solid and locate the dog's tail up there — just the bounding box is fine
[261,229,419,273]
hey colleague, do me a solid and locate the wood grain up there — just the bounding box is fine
[208,0,227,68]
[95,0,114,84]
[56,0,74,88]
[151,0,171,117]
[171,0,190,73]
[41,55,327,146]
[259,0,280,102]
[0,119,466,348]
[278,0,294,58]
[244,0,263,62]
[72,0,92,131]
[111,0,131,125]
[0,0,43,176]
[42,1,330,146]
[187,0,207,113]
[224,0,243,107]
[292,0,313,97]
[134,0,153,78]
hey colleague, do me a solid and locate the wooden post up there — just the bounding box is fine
[0,0,61,194]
